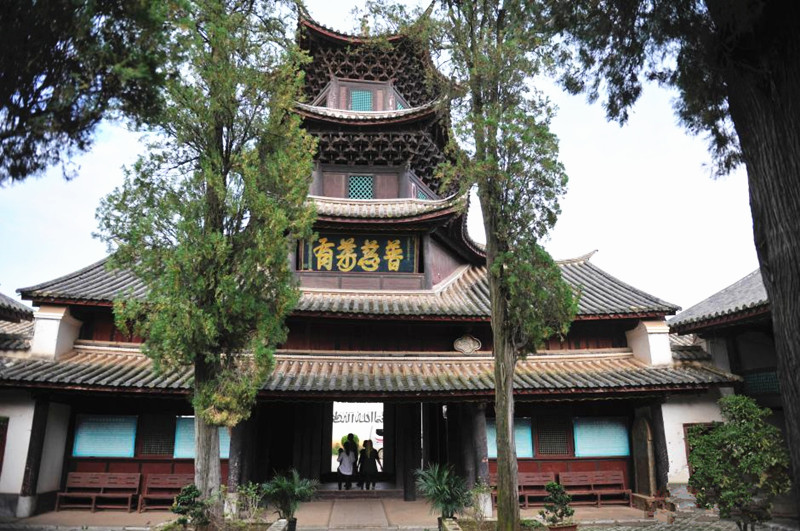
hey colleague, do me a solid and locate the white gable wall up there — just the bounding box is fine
[0,391,35,494]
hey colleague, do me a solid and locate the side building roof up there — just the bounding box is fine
[19,254,679,320]
[670,269,769,333]
[0,292,33,323]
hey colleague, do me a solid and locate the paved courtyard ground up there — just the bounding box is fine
[0,499,795,530]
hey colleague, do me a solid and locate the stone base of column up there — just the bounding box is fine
[16,495,36,518]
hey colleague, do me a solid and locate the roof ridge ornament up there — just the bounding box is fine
[558,249,599,265]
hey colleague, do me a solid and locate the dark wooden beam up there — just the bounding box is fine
[21,400,49,497]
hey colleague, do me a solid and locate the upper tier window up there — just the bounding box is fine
[348,175,374,199]
[350,90,374,111]
[321,79,410,112]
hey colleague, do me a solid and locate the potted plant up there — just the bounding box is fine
[415,464,472,530]
[262,469,318,531]
[539,481,576,531]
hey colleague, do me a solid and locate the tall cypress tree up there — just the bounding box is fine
[96,0,316,509]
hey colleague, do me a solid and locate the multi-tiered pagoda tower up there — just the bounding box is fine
[0,11,738,517]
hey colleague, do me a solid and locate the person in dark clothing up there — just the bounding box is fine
[358,439,381,490]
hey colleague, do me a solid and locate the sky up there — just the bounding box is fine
[0,0,758,314]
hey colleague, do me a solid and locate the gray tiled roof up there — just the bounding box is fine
[20,255,679,319]
[0,343,735,397]
[313,195,463,220]
[0,292,33,322]
[670,269,768,331]
[669,334,710,362]
[0,320,34,351]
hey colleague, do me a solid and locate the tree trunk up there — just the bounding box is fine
[481,192,520,531]
[705,0,800,508]
[194,356,222,517]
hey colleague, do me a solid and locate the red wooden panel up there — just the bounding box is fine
[141,462,173,475]
[537,461,562,474]
[173,462,194,474]
[221,462,229,479]
[74,461,107,472]
[108,461,140,473]
[568,461,596,472]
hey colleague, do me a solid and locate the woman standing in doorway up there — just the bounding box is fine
[337,446,356,490]
[358,439,381,490]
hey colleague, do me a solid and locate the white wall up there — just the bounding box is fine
[660,391,724,484]
[626,320,672,366]
[0,391,35,494]
[36,403,70,494]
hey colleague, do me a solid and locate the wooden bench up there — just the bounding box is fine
[138,473,195,512]
[56,472,141,512]
[518,472,556,507]
[558,471,631,507]
[489,471,556,507]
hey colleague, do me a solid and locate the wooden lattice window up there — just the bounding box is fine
[348,175,374,199]
[138,414,176,456]
[536,416,573,456]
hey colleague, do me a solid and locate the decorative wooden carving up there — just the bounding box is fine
[301,33,438,107]
[454,334,482,354]
[311,129,448,192]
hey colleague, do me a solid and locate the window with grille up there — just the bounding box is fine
[173,417,231,459]
[348,175,374,199]
[397,100,405,110]
[73,415,137,457]
[743,369,780,395]
[416,187,429,200]
[138,414,176,456]
[350,90,373,111]
[536,417,572,456]
[573,417,630,457]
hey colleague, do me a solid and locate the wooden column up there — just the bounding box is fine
[459,404,476,487]
[400,403,421,501]
[472,403,489,485]
[18,399,49,517]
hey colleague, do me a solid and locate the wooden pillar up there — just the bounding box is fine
[459,404,476,487]
[17,399,49,517]
[401,403,421,501]
[472,403,489,485]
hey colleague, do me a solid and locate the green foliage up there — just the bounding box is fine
[542,0,745,175]
[521,519,546,529]
[237,481,267,521]
[688,395,791,530]
[415,464,472,520]
[539,481,574,527]
[0,0,169,182]
[172,484,210,527]
[262,469,318,521]
[96,0,316,431]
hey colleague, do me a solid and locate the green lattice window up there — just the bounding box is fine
[397,100,405,110]
[416,187,429,200]
[348,175,374,199]
[350,90,373,111]
[743,370,780,395]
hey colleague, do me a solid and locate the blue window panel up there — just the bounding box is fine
[416,188,429,200]
[486,418,533,459]
[350,90,373,111]
[573,417,630,457]
[397,100,405,110]
[73,415,137,457]
[348,175,374,199]
[173,417,231,459]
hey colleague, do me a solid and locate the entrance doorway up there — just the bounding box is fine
[330,402,384,472]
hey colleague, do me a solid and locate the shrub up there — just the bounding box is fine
[539,481,574,527]
[171,484,209,527]
[415,464,472,519]
[688,395,791,531]
[262,469,318,521]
